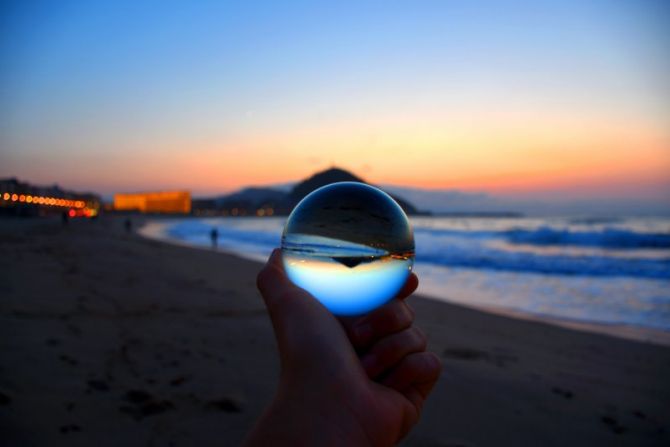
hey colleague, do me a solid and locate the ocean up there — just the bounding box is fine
[141,216,670,332]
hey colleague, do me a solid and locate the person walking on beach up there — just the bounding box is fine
[210,227,218,249]
[245,249,441,446]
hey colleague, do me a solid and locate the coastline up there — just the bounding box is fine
[2,215,669,446]
[138,218,670,347]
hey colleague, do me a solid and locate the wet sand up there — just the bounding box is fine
[1,216,669,446]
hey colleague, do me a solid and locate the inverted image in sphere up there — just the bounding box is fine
[281,182,415,316]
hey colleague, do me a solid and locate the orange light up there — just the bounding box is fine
[11,194,18,201]
[68,209,76,218]
[19,195,25,202]
[75,201,84,208]
[26,196,33,203]
[2,193,9,200]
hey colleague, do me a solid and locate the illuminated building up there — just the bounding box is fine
[113,191,191,214]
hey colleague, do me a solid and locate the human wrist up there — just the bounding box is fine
[244,387,372,447]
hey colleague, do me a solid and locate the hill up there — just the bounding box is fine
[281,168,419,215]
[192,168,421,216]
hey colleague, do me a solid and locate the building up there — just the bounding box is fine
[113,191,191,214]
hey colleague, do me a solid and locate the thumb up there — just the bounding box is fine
[257,249,349,366]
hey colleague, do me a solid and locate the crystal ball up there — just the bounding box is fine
[281,182,415,316]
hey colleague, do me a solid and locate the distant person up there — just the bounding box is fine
[244,250,441,446]
[61,211,69,226]
[124,218,132,234]
[210,227,219,249]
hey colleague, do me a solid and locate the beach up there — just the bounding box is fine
[1,216,669,446]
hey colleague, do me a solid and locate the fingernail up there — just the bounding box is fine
[354,322,373,341]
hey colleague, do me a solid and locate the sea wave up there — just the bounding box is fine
[413,226,670,250]
[165,219,670,279]
[416,239,670,279]
[504,226,670,249]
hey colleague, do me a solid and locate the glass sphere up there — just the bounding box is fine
[281,182,415,316]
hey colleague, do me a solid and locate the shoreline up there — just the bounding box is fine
[138,218,670,347]
[2,215,669,446]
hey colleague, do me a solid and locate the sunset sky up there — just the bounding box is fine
[1,0,668,202]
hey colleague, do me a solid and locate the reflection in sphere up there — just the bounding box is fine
[281,182,415,316]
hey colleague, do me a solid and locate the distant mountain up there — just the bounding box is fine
[281,168,420,215]
[192,168,421,216]
[288,167,364,204]
[190,171,670,218]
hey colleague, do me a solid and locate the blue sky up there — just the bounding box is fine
[1,0,668,206]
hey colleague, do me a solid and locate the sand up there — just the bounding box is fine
[1,216,668,446]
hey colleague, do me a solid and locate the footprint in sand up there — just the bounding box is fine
[442,347,519,367]
[551,387,574,399]
[442,347,488,361]
[0,391,11,405]
[169,376,188,387]
[601,415,627,434]
[59,354,78,366]
[59,424,81,434]
[205,397,243,413]
[119,389,174,420]
[87,379,110,392]
[45,338,61,347]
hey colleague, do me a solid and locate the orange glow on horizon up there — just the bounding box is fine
[8,107,667,199]
[100,107,668,197]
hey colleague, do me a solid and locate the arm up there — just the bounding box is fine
[244,249,441,447]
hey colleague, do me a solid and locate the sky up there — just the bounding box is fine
[1,0,669,207]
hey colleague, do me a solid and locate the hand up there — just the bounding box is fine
[244,249,441,446]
